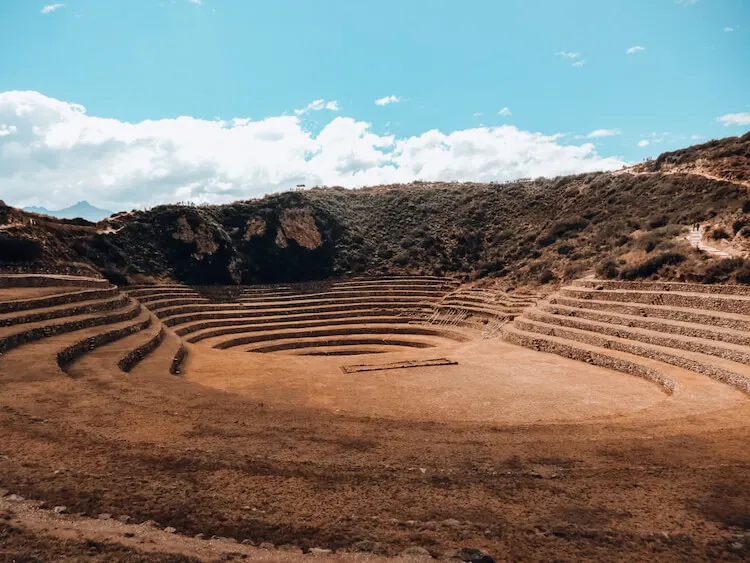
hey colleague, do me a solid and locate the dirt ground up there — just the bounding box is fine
[1,332,750,561]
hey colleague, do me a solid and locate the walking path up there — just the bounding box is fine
[687,226,732,259]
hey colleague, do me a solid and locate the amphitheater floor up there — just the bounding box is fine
[186,339,672,424]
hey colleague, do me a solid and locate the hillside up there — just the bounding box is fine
[1,132,749,286]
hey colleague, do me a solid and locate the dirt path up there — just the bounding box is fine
[686,226,733,258]
[616,167,750,190]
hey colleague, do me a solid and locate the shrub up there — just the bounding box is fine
[557,244,573,255]
[620,252,686,280]
[702,258,747,284]
[0,236,42,262]
[538,269,556,284]
[647,215,668,229]
[733,220,746,234]
[596,259,618,279]
[712,228,730,240]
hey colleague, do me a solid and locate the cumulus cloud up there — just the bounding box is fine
[724,26,735,32]
[557,51,581,59]
[626,45,646,54]
[637,140,650,147]
[375,95,402,106]
[0,91,627,210]
[41,3,65,13]
[294,99,340,116]
[717,113,750,126]
[498,107,512,116]
[572,60,586,67]
[587,129,621,138]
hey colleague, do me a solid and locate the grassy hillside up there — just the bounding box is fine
[1,133,749,286]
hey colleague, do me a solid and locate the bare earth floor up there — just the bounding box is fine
[187,340,675,424]
[2,334,750,561]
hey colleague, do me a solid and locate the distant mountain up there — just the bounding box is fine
[24,201,114,222]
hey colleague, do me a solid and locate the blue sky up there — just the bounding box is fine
[0,0,748,209]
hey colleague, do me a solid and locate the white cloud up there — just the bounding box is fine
[637,140,650,147]
[294,99,340,116]
[626,45,646,55]
[717,113,750,126]
[724,26,735,32]
[41,3,65,14]
[374,95,402,106]
[690,134,704,140]
[572,60,586,67]
[498,107,512,116]
[0,125,16,137]
[557,51,581,59]
[587,129,621,138]
[472,112,483,117]
[0,91,627,210]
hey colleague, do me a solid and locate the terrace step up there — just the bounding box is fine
[161,307,426,329]
[571,279,750,296]
[512,316,750,393]
[237,289,445,302]
[63,313,163,375]
[0,294,129,328]
[432,303,524,318]
[206,324,472,350]
[279,344,408,356]
[139,298,211,312]
[560,287,750,315]
[133,292,204,304]
[182,317,440,343]
[176,315,422,339]
[128,328,185,376]
[245,335,443,353]
[0,287,120,314]
[502,324,677,393]
[233,295,439,310]
[524,309,750,366]
[0,298,141,355]
[154,301,433,320]
[0,274,109,289]
[539,301,750,347]
[57,307,153,373]
[549,295,750,333]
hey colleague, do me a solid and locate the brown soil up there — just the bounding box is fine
[2,281,750,561]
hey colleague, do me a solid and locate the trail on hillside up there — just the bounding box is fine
[617,168,750,190]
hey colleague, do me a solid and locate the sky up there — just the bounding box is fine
[0,0,748,211]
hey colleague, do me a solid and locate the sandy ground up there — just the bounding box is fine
[1,299,750,560]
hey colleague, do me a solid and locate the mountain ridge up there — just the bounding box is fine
[23,200,114,223]
[1,132,749,286]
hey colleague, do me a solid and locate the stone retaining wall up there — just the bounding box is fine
[0,295,129,328]
[550,296,750,332]
[572,279,750,296]
[525,309,750,365]
[0,275,108,289]
[57,313,151,370]
[117,325,165,372]
[170,343,187,375]
[0,301,141,355]
[0,288,119,314]
[561,288,750,315]
[503,326,676,394]
[540,302,750,347]
[514,318,750,394]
